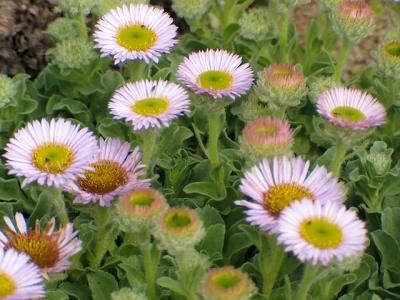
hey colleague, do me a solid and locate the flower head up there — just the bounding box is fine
[155,207,205,253]
[238,8,270,42]
[332,0,374,42]
[278,199,367,265]
[235,156,344,233]
[111,288,148,300]
[57,0,94,15]
[0,248,45,299]
[4,118,98,187]
[116,187,168,232]
[172,0,210,20]
[45,18,81,42]
[94,4,177,64]
[0,74,16,108]
[177,49,254,99]
[240,118,293,163]
[316,87,386,130]
[109,80,190,131]
[67,138,149,207]
[374,40,400,80]
[200,266,257,300]
[0,213,82,274]
[96,0,150,16]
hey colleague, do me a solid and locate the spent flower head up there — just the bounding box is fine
[200,266,257,300]
[0,74,17,108]
[238,7,270,42]
[331,0,375,43]
[47,38,97,70]
[172,0,210,20]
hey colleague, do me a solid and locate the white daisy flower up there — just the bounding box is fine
[3,118,98,187]
[278,199,367,265]
[94,4,178,64]
[235,156,345,233]
[66,138,150,207]
[0,213,82,274]
[109,80,190,131]
[0,248,45,299]
[317,87,386,130]
[177,49,254,99]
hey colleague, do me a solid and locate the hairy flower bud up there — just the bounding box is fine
[45,18,81,42]
[96,0,150,17]
[172,0,210,20]
[111,288,147,300]
[0,75,16,108]
[374,40,400,80]
[238,8,269,41]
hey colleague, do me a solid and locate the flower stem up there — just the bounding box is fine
[125,61,149,81]
[89,206,116,268]
[279,11,290,63]
[208,111,222,168]
[334,39,353,82]
[141,129,159,176]
[139,230,158,300]
[48,187,69,225]
[330,143,347,177]
[259,235,285,299]
[294,264,320,300]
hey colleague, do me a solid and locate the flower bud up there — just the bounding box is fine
[45,18,81,42]
[95,0,150,17]
[172,0,210,20]
[331,0,374,43]
[330,254,364,273]
[308,76,339,103]
[256,64,307,114]
[46,39,97,70]
[319,0,342,10]
[238,8,269,42]
[374,40,400,80]
[155,207,205,253]
[115,188,168,232]
[366,141,392,176]
[111,288,147,300]
[234,93,269,123]
[200,266,257,300]
[56,0,95,15]
[240,117,293,163]
[0,75,16,108]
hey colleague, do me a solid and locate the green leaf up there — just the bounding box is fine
[87,269,119,300]
[0,178,25,202]
[157,277,186,296]
[60,282,92,300]
[198,224,225,261]
[382,207,400,244]
[28,191,53,225]
[46,291,69,300]
[184,181,220,199]
[371,230,400,272]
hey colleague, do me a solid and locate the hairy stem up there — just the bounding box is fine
[294,264,320,300]
[334,40,352,82]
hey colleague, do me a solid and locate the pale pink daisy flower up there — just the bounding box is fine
[0,248,45,299]
[278,199,367,265]
[3,118,98,188]
[66,138,150,207]
[235,156,344,233]
[0,213,82,275]
[317,87,386,130]
[177,49,254,99]
[109,80,190,131]
[241,117,293,157]
[94,4,177,64]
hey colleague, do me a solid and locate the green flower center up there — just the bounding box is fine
[32,143,73,174]
[77,160,128,195]
[129,191,154,206]
[197,71,233,91]
[165,212,191,228]
[255,124,278,136]
[7,233,60,268]
[212,272,241,289]
[0,271,16,298]
[132,98,169,116]
[273,68,293,77]
[331,106,365,123]
[384,42,400,58]
[299,218,343,249]
[264,183,314,216]
[116,24,157,52]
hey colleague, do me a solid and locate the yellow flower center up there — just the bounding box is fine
[165,212,191,228]
[273,67,293,77]
[207,267,250,298]
[0,271,16,298]
[264,183,314,216]
[32,143,73,174]
[197,71,233,91]
[131,97,169,116]
[299,218,343,249]
[212,272,241,289]
[384,41,400,59]
[116,24,157,52]
[255,124,278,136]
[331,106,365,123]
[6,233,60,268]
[77,160,128,195]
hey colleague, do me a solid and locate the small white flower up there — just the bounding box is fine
[0,213,82,274]
[0,248,45,299]
[3,118,98,187]
[278,199,367,265]
[109,80,190,131]
[94,4,177,64]
[177,49,254,99]
[235,156,344,233]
